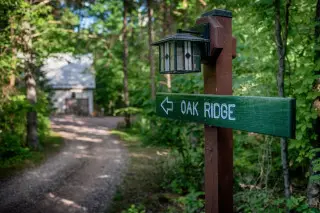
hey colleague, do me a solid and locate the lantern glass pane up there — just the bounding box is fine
[165,42,169,71]
[170,42,175,71]
[192,42,201,71]
[160,45,164,72]
[176,41,184,71]
[184,41,192,71]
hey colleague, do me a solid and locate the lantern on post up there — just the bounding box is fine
[152,33,209,74]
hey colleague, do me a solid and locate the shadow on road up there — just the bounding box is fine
[0,116,128,213]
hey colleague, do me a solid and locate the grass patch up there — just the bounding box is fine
[111,130,142,143]
[109,129,182,213]
[0,131,64,179]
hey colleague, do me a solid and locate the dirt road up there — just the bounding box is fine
[0,116,128,213]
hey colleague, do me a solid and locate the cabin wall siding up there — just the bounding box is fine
[52,89,94,115]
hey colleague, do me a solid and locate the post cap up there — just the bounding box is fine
[201,9,232,18]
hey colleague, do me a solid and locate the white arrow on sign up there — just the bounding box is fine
[161,96,173,115]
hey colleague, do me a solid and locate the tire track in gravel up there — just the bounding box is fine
[0,116,128,213]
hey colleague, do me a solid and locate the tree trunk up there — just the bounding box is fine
[123,0,130,127]
[25,66,39,149]
[280,138,290,199]
[183,0,188,28]
[274,0,291,203]
[22,19,39,149]
[9,16,16,87]
[147,0,156,100]
[162,0,171,92]
[26,108,38,149]
[307,0,320,207]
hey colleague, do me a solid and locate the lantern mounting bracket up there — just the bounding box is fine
[177,29,201,35]
[177,23,210,40]
[190,23,210,40]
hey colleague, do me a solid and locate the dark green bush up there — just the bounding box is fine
[161,147,204,194]
[0,92,51,162]
[0,95,29,159]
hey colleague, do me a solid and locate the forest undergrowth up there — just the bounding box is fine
[111,116,320,213]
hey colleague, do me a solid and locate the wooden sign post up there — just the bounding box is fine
[197,11,236,213]
[154,9,296,213]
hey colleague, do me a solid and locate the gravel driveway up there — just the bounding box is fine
[0,116,128,213]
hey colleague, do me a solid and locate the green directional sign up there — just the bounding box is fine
[156,93,296,138]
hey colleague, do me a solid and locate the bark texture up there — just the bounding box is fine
[123,0,130,127]
[22,20,39,149]
[147,0,156,100]
[274,0,291,202]
[9,16,16,87]
[161,0,171,92]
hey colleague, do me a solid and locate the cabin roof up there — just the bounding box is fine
[42,53,95,89]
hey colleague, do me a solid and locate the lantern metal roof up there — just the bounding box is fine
[152,33,209,46]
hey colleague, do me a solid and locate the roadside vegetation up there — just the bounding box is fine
[112,117,320,213]
[0,131,63,179]
[110,129,171,212]
[110,127,204,213]
[0,0,75,175]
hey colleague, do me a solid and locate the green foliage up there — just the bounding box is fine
[113,0,318,210]
[0,0,81,161]
[121,204,146,213]
[0,132,63,173]
[0,95,29,159]
[310,153,320,183]
[114,107,143,116]
[1,0,319,211]
[235,190,320,213]
[0,91,51,161]
[161,147,204,194]
[177,191,204,213]
[0,0,22,29]
[285,196,319,213]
